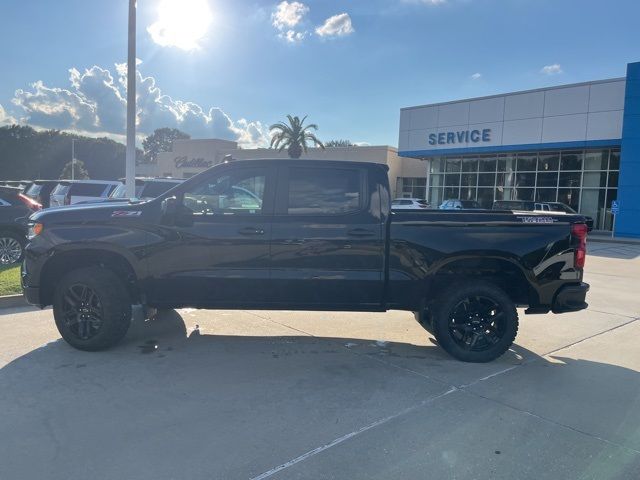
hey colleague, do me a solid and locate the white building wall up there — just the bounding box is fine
[399,78,626,155]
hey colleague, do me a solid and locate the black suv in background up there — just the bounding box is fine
[24,180,60,209]
[0,186,41,264]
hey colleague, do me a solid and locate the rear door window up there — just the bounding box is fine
[287,167,362,215]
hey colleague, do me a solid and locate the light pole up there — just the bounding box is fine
[125,0,137,198]
[71,138,75,180]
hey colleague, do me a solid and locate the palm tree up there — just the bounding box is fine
[269,115,324,159]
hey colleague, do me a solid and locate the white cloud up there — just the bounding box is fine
[540,64,563,75]
[272,1,309,43]
[0,104,16,126]
[280,30,307,43]
[470,72,482,80]
[315,13,354,38]
[147,0,213,51]
[272,1,309,29]
[10,62,270,148]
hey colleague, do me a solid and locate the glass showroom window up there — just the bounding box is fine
[425,147,620,228]
[397,177,427,199]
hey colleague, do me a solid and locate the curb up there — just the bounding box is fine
[589,236,640,246]
[0,294,28,309]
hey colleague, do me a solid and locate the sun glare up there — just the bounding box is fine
[147,0,213,51]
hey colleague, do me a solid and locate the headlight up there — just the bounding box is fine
[27,222,43,240]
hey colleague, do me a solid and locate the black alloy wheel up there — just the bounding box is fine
[448,295,507,351]
[61,283,104,341]
[53,267,132,351]
[431,281,519,363]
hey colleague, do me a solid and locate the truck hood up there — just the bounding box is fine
[29,201,148,225]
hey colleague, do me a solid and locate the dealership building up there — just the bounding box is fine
[141,61,639,237]
[399,61,640,237]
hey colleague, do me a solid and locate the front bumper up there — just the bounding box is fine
[22,285,42,306]
[552,282,589,313]
[21,260,43,307]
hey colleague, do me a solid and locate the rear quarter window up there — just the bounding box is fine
[26,184,43,197]
[51,184,71,196]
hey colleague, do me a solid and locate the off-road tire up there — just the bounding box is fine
[431,281,518,363]
[53,267,132,351]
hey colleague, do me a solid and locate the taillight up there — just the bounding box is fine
[571,223,588,269]
[18,193,42,211]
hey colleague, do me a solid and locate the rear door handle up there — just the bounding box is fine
[238,227,265,236]
[347,228,375,237]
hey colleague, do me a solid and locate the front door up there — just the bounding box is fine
[145,164,275,307]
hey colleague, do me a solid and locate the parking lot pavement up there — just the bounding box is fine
[1,244,639,479]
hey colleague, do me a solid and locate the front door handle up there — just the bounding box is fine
[347,228,375,237]
[238,227,265,236]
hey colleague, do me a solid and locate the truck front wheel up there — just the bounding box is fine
[431,281,518,363]
[53,267,132,351]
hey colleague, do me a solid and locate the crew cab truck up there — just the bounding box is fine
[22,160,590,363]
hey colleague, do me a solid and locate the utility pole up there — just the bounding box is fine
[125,0,137,197]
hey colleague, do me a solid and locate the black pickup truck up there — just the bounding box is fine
[22,160,590,362]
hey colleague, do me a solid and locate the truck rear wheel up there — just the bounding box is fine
[53,267,132,351]
[431,281,518,363]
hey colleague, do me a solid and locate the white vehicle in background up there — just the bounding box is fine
[49,180,122,207]
[391,198,431,210]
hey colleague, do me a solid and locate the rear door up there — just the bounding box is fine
[269,164,385,308]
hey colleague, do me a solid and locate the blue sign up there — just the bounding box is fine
[611,200,620,215]
[428,128,491,146]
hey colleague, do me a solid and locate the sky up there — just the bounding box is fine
[1,0,639,148]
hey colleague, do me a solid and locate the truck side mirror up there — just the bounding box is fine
[162,195,194,227]
[161,196,178,218]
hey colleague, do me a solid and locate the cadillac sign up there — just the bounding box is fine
[174,156,214,169]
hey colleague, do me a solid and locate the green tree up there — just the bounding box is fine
[324,139,354,147]
[59,159,89,180]
[269,115,324,159]
[142,127,190,164]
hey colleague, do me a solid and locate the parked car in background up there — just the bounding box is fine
[391,198,431,210]
[493,200,594,230]
[3,180,32,192]
[110,178,183,200]
[77,178,184,205]
[439,199,482,210]
[49,180,122,207]
[24,180,60,209]
[0,186,41,264]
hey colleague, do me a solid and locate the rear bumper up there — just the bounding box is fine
[552,282,589,313]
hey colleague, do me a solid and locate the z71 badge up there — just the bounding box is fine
[517,216,555,224]
[111,211,142,217]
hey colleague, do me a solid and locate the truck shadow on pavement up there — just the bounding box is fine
[1,309,639,480]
